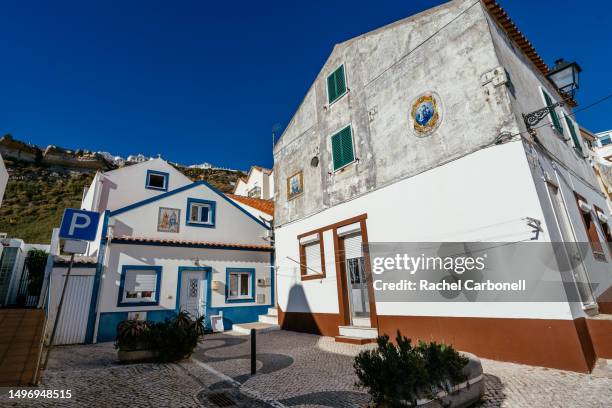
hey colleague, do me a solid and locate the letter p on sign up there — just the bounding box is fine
[59,209,101,241]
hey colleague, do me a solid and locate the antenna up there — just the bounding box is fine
[271,123,282,151]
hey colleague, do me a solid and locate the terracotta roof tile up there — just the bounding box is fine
[227,194,274,216]
[111,235,273,251]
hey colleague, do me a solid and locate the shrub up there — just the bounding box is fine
[354,331,468,407]
[115,311,205,362]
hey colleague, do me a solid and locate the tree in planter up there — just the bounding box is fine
[115,311,206,362]
[354,331,468,407]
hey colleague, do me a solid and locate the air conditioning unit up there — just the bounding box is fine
[257,277,271,287]
[256,294,266,304]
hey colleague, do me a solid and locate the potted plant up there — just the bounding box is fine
[115,311,206,363]
[354,331,484,407]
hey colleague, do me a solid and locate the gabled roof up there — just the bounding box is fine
[227,194,274,216]
[109,180,270,229]
[232,165,273,194]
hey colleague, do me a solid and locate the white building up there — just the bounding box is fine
[0,238,50,307]
[0,153,8,206]
[233,166,275,200]
[47,158,274,344]
[273,0,611,372]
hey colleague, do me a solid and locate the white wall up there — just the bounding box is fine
[110,183,269,246]
[98,244,271,313]
[275,141,575,320]
[0,153,8,207]
[88,158,192,213]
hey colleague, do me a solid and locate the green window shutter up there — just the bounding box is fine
[331,126,355,170]
[565,116,583,155]
[543,90,563,134]
[327,65,347,104]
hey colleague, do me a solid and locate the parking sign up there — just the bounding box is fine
[59,209,100,241]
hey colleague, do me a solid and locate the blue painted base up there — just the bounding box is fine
[97,310,177,343]
[208,305,270,331]
[96,306,270,342]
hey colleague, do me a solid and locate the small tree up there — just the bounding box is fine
[24,248,48,297]
[354,331,468,407]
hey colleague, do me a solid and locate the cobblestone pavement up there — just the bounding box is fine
[193,330,612,408]
[0,342,274,407]
[1,331,611,407]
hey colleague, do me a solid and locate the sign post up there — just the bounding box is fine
[43,209,100,368]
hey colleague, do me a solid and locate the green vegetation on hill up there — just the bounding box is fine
[0,159,244,244]
[0,159,93,243]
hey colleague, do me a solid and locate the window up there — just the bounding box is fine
[575,195,606,261]
[327,64,347,104]
[226,268,255,302]
[186,198,216,228]
[331,126,355,171]
[248,186,262,198]
[542,89,564,135]
[298,232,325,280]
[118,266,161,306]
[565,117,583,156]
[595,206,612,255]
[601,135,612,146]
[146,170,169,191]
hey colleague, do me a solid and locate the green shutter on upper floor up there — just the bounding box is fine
[542,90,564,135]
[327,65,347,104]
[331,126,355,170]
[565,116,583,155]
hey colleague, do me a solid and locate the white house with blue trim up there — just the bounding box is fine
[48,158,275,344]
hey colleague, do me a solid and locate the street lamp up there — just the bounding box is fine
[522,58,581,135]
[546,58,582,98]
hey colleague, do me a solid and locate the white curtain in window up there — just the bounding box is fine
[304,241,322,274]
[344,233,363,260]
[125,270,157,292]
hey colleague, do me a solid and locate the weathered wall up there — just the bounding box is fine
[485,9,612,318]
[273,0,516,227]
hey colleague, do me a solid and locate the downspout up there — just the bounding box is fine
[84,210,110,344]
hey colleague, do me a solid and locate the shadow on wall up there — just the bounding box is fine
[280,284,339,337]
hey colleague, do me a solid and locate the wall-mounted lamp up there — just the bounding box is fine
[546,59,581,99]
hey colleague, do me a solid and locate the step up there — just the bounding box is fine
[267,307,278,316]
[258,314,278,325]
[338,325,378,339]
[231,322,280,335]
[335,335,376,345]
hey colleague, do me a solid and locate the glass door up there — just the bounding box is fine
[343,232,370,325]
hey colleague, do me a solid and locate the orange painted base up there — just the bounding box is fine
[278,308,604,373]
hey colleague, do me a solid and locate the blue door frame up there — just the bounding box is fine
[176,266,212,325]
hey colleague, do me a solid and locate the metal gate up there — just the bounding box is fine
[48,274,94,345]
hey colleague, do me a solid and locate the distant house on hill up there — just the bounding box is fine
[233,166,274,200]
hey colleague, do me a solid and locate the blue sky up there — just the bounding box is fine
[1,0,610,170]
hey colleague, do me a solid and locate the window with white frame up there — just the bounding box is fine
[186,198,216,227]
[227,269,253,300]
[120,267,160,305]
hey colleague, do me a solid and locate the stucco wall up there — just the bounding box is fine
[110,183,269,246]
[94,158,192,213]
[98,244,272,313]
[0,153,8,207]
[273,0,516,227]
[276,141,576,320]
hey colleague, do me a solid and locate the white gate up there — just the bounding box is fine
[48,274,94,345]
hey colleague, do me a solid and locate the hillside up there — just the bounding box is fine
[0,137,245,243]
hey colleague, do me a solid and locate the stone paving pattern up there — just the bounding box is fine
[0,330,611,407]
